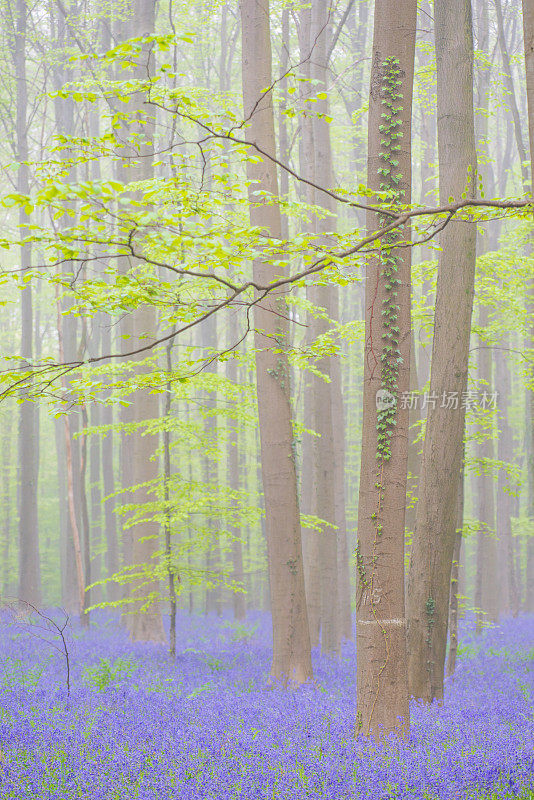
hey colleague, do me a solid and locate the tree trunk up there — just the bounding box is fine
[56,300,86,620]
[163,336,177,656]
[52,1,83,617]
[357,0,416,739]
[115,0,165,642]
[220,5,246,624]
[446,464,464,677]
[100,320,120,602]
[15,0,40,608]
[495,0,529,188]
[406,0,477,703]
[333,352,352,642]
[2,417,12,597]
[202,314,222,618]
[473,0,499,632]
[89,396,103,606]
[241,0,312,684]
[474,307,498,632]
[297,2,321,650]
[226,314,246,622]
[495,342,520,617]
[311,0,340,658]
[80,404,91,623]
[301,382,321,648]
[522,0,534,612]
[405,331,421,545]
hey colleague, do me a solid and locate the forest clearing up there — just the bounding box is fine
[2,0,534,795]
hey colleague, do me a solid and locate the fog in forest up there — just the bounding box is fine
[0,0,533,796]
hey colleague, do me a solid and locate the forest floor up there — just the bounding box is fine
[0,610,532,799]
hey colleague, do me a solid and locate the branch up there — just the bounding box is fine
[1,193,531,399]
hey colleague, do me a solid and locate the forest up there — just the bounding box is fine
[0,0,533,796]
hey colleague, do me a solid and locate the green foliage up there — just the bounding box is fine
[0,0,531,619]
[222,620,258,643]
[0,657,51,690]
[81,657,138,691]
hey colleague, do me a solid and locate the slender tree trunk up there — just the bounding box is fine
[301,384,321,647]
[80,405,91,623]
[473,1,499,632]
[311,0,340,657]
[89,406,103,606]
[333,353,352,642]
[446,464,464,677]
[220,5,246,623]
[495,342,520,617]
[2,418,12,597]
[406,332,421,544]
[474,307,498,632]
[408,0,436,528]
[89,364,103,607]
[202,314,222,617]
[56,298,86,619]
[495,0,529,188]
[116,0,165,642]
[297,2,321,649]
[15,0,40,608]
[164,336,177,656]
[87,90,107,609]
[52,2,83,617]
[226,313,246,622]
[128,310,165,642]
[101,320,120,602]
[522,0,534,611]
[241,0,312,684]
[55,418,70,608]
[490,6,533,608]
[356,0,416,739]
[407,0,477,703]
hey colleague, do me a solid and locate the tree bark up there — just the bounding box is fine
[100,320,120,602]
[473,0,499,632]
[52,0,83,617]
[80,403,91,622]
[115,0,166,642]
[474,308,498,631]
[357,0,416,739]
[241,0,312,684]
[202,313,222,618]
[495,341,520,617]
[495,0,529,188]
[164,336,177,656]
[407,0,477,703]
[522,0,534,612]
[14,0,41,608]
[297,2,321,650]
[311,0,340,658]
[446,464,464,677]
[226,312,246,622]
[2,416,12,597]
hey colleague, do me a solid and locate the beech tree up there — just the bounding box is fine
[118,0,166,643]
[240,0,312,684]
[522,0,534,613]
[407,0,477,702]
[0,0,533,741]
[356,0,417,738]
[473,1,498,630]
[13,0,40,607]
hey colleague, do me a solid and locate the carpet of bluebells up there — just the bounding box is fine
[0,610,532,799]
